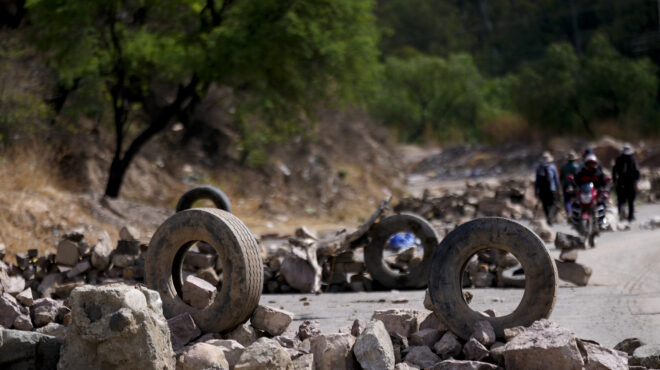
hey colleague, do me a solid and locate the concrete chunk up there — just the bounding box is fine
[354,319,395,370]
[182,275,217,309]
[251,305,294,336]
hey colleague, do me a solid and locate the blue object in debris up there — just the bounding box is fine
[387,232,421,251]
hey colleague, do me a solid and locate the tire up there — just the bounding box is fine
[176,186,232,213]
[428,217,557,340]
[364,213,439,289]
[145,208,262,333]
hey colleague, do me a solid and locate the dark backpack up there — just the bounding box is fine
[536,164,551,191]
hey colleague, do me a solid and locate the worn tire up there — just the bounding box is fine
[145,208,262,333]
[428,217,557,339]
[176,185,232,213]
[364,213,439,289]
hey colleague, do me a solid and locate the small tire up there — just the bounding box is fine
[428,217,557,340]
[145,208,262,333]
[176,186,232,213]
[364,213,439,289]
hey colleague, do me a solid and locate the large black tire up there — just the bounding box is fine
[176,185,232,213]
[428,217,557,340]
[364,213,439,289]
[145,208,262,333]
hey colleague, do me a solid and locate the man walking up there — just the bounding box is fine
[560,151,580,213]
[535,151,561,225]
[612,144,640,221]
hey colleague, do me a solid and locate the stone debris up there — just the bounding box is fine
[226,323,258,347]
[182,275,217,308]
[429,359,498,369]
[354,319,395,370]
[555,232,586,249]
[205,339,245,367]
[310,333,358,370]
[555,259,593,286]
[471,320,496,346]
[629,344,660,368]
[409,328,443,347]
[559,248,578,262]
[168,312,202,351]
[177,342,230,370]
[0,329,62,369]
[578,339,628,370]
[613,337,644,355]
[30,297,61,327]
[372,308,424,338]
[463,337,489,361]
[234,337,293,370]
[405,345,441,368]
[251,305,294,336]
[434,331,462,359]
[298,320,322,340]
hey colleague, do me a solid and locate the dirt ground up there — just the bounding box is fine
[260,203,660,347]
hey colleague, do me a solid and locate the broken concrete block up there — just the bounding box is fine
[280,254,320,293]
[234,337,293,370]
[177,342,229,370]
[30,298,61,327]
[503,319,584,370]
[410,328,443,347]
[463,337,489,361]
[182,275,217,309]
[251,305,294,336]
[168,312,202,351]
[55,239,79,266]
[471,320,496,346]
[0,329,62,369]
[434,331,462,359]
[372,309,425,338]
[405,345,441,369]
[310,333,358,370]
[555,259,592,286]
[578,339,628,370]
[354,319,395,370]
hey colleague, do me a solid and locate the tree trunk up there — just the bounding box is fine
[104,156,129,197]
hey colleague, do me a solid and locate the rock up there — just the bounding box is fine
[0,329,61,369]
[116,240,141,255]
[489,342,505,365]
[310,333,358,370]
[168,312,202,351]
[372,309,424,338]
[404,345,441,369]
[613,337,644,355]
[503,326,525,342]
[206,339,245,367]
[555,259,592,286]
[177,342,229,370]
[58,284,175,370]
[55,239,80,266]
[196,267,221,286]
[471,320,496,346]
[555,232,586,249]
[394,363,416,370]
[0,293,26,327]
[112,254,136,268]
[298,320,322,340]
[428,359,498,369]
[251,305,294,336]
[122,265,144,280]
[292,353,314,370]
[503,319,584,370]
[184,252,216,269]
[234,337,293,370]
[31,298,61,327]
[3,275,26,295]
[182,275,217,309]
[410,328,443,347]
[226,323,258,347]
[578,339,628,370]
[433,332,462,359]
[119,226,140,241]
[630,344,660,368]
[559,248,578,262]
[66,260,91,279]
[16,288,34,307]
[36,322,67,339]
[391,333,408,363]
[350,319,365,337]
[280,254,320,293]
[91,231,113,270]
[530,219,554,242]
[38,273,62,298]
[463,337,489,361]
[354,319,395,370]
[424,289,434,310]
[419,312,447,331]
[13,314,33,331]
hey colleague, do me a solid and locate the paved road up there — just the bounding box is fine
[260,204,660,347]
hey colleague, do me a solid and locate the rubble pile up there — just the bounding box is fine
[3,282,651,369]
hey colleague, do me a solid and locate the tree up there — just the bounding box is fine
[26,0,380,197]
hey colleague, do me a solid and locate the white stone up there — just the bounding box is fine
[251,305,294,336]
[354,320,395,370]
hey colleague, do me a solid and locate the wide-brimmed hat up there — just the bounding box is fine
[622,144,634,155]
[567,150,578,161]
[541,151,554,163]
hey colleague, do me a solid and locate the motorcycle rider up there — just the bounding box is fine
[612,144,640,222]
[560,151,580,213]
[535,151,561,225]
[575,153,607,190]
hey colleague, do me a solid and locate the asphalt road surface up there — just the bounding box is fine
[260,204,660,347]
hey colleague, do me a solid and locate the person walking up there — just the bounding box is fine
[560,151,580,213]
[535,151,561,225]
[612,144,640,221]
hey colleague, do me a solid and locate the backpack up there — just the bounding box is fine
[536,164,551,192]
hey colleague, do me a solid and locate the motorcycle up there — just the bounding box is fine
[568,180,609,247]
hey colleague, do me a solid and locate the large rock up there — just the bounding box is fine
[471,320,495,346]
[613,337,644,355]
[91,231,113,270]
[0,329,62,369]
[206,339,245,367]
[409,328,443,347]
[503,319,584,370]
[630,344,660,368]
[310,333,358,370]
[3,275,26,295]
[177,342,229,370]
[354,320,395,370]
[292,353,314,370]
[279,254,320,293]
[554,232,585,250]
[433,332,462,359]
[419,312,447,331]
[226,323,258,347]
[463,337,489,361]
[31,298,61,327]
[555,260,592,286]
[55,240,80,266]
[182,275,217,309]
[298,320,321,340]
[0,293,26,328]
[559,248,578,262]
[578,339,628,370]
[251,305,294,336]
[13,314,33,331]
[16,288,34,307]
[168,312,202,351]
[405,345,440,368]
[57,284,175,370]
[234,337,293,370]
[36,322,67,340]
[428,359,498,369]
[372,309,425,338]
